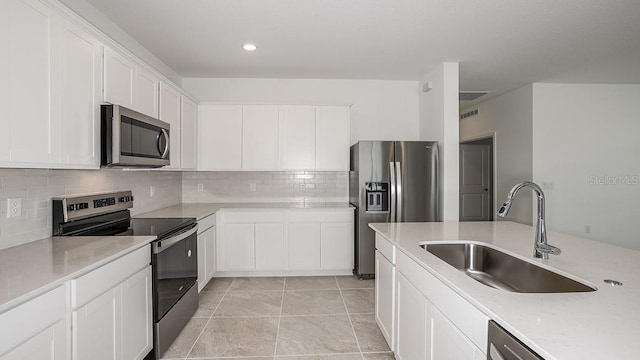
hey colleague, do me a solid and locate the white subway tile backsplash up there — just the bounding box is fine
[0,168,182,250]
[182,171,348,203]
[0,167,348,250]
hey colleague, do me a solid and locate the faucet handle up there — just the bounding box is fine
[536,243,562,255]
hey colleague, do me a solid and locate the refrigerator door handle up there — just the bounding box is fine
[389,161,396,222]
[395,161,402,221]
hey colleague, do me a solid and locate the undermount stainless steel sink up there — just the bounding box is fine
[421,242,596,293]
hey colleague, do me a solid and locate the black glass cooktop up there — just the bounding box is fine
[129,218,196,238]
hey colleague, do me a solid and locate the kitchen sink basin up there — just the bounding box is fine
[421,242,596,293]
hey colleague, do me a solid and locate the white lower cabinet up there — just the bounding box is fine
[197,214,217,291]
[73,288,118,360]
[223,223,256,270]
[430,307,485,360]
[0,320,67,360]
[375,249,395,350]
[216,209,354,274]
[287,222,321,269]
[395,272,428,360]
[0,286,67,360]
[71,246,152,360]
[390,249,488,360]
[121,267,153,360]
[320,222,353,270]
[255,223,285,270]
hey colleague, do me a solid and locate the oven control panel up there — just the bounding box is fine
[53,190,134,222]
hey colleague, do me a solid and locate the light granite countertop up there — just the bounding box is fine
[135,202,354,220]
[0,235,155,313]
[369,221,640,360]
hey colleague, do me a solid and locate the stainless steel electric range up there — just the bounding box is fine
[53,190,198,359]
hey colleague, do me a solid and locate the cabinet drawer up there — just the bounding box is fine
[286,210,353,222]
[375,234,395,264]
[222,211,284,223]
[396,250,488,351]
[198,214,216,233]
[71,245,150,308]
[0,285,67,355]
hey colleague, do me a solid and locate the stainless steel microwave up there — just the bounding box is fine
[101,104,170,168]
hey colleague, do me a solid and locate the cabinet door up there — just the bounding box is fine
[160,82,182,169]
[0,0,58,164]
[181,96,198,170]
[198,105,242,170]
[73,287,119,360]
[135,65,159,118]
[279,106,316,169]
[242,106,279,170]
[316,106,350,170]
[0,320,67,360]
[205,226,217,280]
[255,223,284,270]
[222,224,255,270]
[287,222,321,269]
[320,222,354,269]
[58,20,102,168]
[430,306,484,360]
[103,47,135,108]
[121,266,152,360]
[395,272,429,360]
[197,231,207,292]
[375,250,395,350]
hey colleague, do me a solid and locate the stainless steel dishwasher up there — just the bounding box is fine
[487,321,544,360]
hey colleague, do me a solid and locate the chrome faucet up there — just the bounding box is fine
[496,181,561,260]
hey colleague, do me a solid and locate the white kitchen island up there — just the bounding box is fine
[370,221,640,360]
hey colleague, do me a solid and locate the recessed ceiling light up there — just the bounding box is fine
[243,43,257,51]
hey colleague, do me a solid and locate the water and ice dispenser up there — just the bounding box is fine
[365,182,389,212]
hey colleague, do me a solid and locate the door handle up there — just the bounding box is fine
[389,162,396,222]
[159,129,170,159]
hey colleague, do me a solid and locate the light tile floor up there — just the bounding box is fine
[161,276,395,360]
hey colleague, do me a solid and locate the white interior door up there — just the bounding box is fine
[459,144,491,221]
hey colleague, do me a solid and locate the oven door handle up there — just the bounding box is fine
[153,224,198,254]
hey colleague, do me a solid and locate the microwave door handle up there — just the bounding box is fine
[158,129,170,159]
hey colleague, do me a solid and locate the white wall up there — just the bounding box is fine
[58,0,182,85]
[419,63,460,221]
[182,78,420,144]
[532,83,640,250]
[460,85,534,225]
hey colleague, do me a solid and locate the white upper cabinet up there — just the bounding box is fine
[279,106,317,170]
[198,105,243,170]
[242,106,280,170]
[134,65,159,118]
[159,82,182,169]
[190,104,351,171]
[316,106,350,170]
[181,96,198,170]
[104,46,160,118]
[58,20,102,168]
[0,0,59,166]
[103,46,135,108]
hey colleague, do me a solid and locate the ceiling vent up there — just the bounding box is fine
[459,91,489,101]
[460,109,479,120]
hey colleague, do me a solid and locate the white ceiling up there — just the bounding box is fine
[79,0,640,100]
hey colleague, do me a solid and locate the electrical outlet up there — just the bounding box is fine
[6,198,21,218]
[149,186,155,197]
[249,183,256,192]
[197,183,204,192]
[585,225,591,235]
[542,182,554,190]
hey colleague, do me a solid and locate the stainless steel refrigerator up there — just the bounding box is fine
[349,141,439,278]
